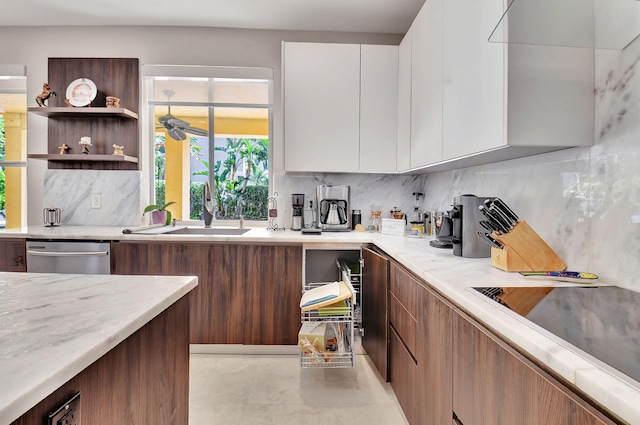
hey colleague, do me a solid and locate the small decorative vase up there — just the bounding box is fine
[151,210,167,225]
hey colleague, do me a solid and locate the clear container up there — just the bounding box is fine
[368,210,382,232]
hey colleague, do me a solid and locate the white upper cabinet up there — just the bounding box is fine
[360,45,399,173]
[402,0,593,173]
[410,0,443,169]
[442,0,505,161]
[396,28,412,172]
[283,42,361,173]
[283,42,399,173]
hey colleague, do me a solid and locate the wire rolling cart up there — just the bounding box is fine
[299,280,356,368]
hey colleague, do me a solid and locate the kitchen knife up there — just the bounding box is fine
[479,219,501,233]
[492,198,520,223]
[519,271,598,284]
[476,231,504,249]
[478,205,510,233]
[488,204,516,229]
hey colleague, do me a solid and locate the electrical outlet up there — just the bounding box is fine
[91,194,101,209]
[47,391,81,425]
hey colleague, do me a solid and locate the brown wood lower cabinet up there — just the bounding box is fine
[362,246,390,380]
[389,262,454,425]
[14,295,190,425]
[452,309,617,425]
[389,326,418,425]
[111,241,302,345]
[0,238,26,272]
[418,276,453,425]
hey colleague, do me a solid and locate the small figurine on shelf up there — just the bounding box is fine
[35,83,56,107]
[112,144,124,155]
[58,143,70,155]
[106,96,121,108]
[79,136,92,154]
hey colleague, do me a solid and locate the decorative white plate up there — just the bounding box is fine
[66,78,97,107]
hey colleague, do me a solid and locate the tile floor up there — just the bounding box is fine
[189,353,409,425]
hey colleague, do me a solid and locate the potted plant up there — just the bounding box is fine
[143,201,176,225]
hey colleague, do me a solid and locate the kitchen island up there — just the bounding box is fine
[0,271,197,425]
[1,224,638,424]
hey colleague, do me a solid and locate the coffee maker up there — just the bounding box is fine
[451,194,493,258]
[291,194,305,230]
[316,185,350,231]
[429,210,454,248]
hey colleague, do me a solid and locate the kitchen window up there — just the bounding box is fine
[0,70,27,229]
[145,66,272,222]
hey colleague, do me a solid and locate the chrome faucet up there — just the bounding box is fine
[203,182,215,228]
[236,198,244,229]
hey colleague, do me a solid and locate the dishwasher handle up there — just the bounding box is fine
[26,250,110,257]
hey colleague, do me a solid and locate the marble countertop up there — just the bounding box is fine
[0,272,198,425]
[1,224,638,423]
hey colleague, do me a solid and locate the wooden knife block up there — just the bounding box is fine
[490,220,566,272]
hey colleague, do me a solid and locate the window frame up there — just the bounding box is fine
[143,65,274,225]
[0,67,28,229]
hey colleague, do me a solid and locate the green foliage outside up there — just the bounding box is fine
[154,136,269,221]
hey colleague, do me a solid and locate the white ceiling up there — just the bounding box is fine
[0,0,425,34]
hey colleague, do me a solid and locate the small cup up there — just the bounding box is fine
[106,96,120,108]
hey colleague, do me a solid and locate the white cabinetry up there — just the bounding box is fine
[283,42,361,173]
[283,42,399,173]
[410,0,443,169]
[441,0,593,165]
[396,28,412,172]
[442,0,505,160]
[360,45,398,173]
[403,0,593,174]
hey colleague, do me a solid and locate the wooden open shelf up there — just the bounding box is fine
[28,107,138,119]
[28,153,139,163]
[31,57,141,170]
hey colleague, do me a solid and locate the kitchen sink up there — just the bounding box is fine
[164,226,251,236]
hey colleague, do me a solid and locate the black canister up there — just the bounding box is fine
[351,209,361,230]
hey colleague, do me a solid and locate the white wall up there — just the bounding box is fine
[0,25,400,225]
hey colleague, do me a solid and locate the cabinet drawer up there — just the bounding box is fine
[390,326,418,425]
[453,310,616,425]
[390,263,419,318]
[389,292,417,357]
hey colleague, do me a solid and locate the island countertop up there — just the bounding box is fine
[0,272,198,425]
[1,225,639,423]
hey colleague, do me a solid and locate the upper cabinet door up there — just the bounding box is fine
[396,30,412,172]
[360,45,399,173]
[442,0,506,161]
[283,42,361,173]
[410,0,444,169]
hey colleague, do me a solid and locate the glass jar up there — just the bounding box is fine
[368,210,382,232]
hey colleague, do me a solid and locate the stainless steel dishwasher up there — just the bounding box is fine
[26,240,111,274]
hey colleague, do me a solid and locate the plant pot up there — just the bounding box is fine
[151,210,167,225]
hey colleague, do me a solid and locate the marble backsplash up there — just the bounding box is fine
[39,36,639,291]
[271,173,427,229]
[276,38,640,291]
[43,170,141,226]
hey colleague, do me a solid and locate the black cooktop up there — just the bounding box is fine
[472,286,640,384]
